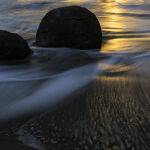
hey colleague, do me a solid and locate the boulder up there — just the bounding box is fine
[0,30,31,61]
[36,6,102,50]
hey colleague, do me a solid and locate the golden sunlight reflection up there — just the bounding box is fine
[63,0,129,52]
[97,0,149,52]
[114,0,146,5]
[98,63,133,78]
[17,0,149,53]
[99,2,128,52]
[96,76,129,82]
[65,0,91,4]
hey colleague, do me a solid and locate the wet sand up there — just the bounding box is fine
[13,56,150,150]
[0,141,37,150]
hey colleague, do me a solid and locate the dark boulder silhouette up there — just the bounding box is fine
[0,30,31,61]
[36,6,102,50]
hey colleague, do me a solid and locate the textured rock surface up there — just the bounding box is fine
[36,6,102,50]
[0,30,31,61]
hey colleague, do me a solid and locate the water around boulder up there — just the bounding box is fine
[0,30,31,61]
[36,6,102,50]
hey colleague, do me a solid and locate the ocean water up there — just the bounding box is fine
[0,0,150,150]
[0,0,149,52]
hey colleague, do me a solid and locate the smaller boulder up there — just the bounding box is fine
[0,30,31,61]
[36,6,102,50]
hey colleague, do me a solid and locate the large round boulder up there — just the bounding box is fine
[36,6,102,50]
[0,30,31,61]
